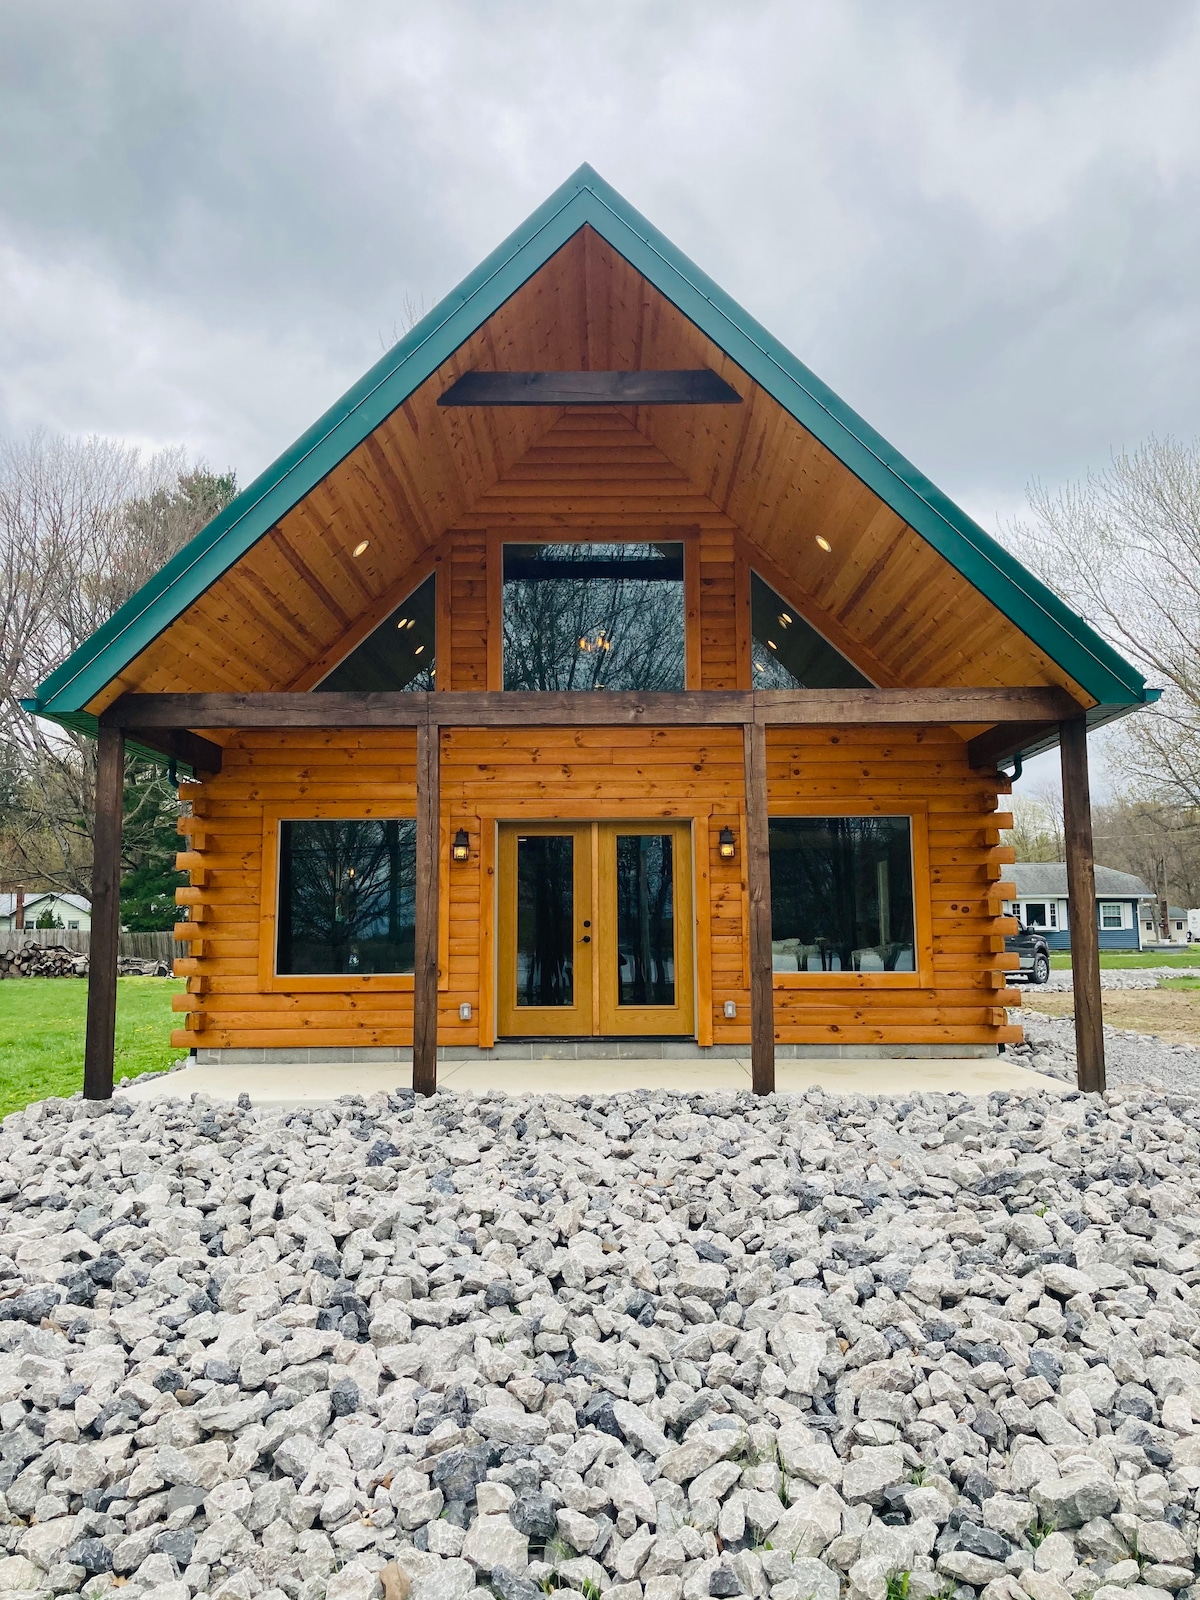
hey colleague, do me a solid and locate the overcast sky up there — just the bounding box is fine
[3,0,1198,791]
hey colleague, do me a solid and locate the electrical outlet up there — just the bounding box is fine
[723,1000,737,1019]
[459,1002,472,1021]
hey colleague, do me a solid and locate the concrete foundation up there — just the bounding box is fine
[122,1053,1064,1108]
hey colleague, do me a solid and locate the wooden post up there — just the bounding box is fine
[84,725,124,1100]
[413,717,439,1096]
[1060,717,1105,1092]
[743,720,775,1094]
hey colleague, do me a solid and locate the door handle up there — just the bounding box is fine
[580,935,591,944]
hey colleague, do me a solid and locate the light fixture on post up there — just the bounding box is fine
[451,828,470,863]
[718,826,736,860]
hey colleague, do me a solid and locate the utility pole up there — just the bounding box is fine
[1160,855,1170,943]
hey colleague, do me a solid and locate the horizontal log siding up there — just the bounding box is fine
[171,728,432,1052]
[767,726,1020,1047]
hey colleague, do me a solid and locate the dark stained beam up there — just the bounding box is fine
[438,369,742,406]
[84,725,124,1101]
[743,721,775,1096]
[1060,717,1105,1093]
[966,721,1060,771]
[104,686,1084,732]
[412,718,439,1098]
[125,726,223,776]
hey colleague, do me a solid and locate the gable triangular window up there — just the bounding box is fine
[751,572,870,689]
[315,573,435,692]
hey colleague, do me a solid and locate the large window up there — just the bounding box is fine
[751,572,869,689]
[503,542,685,691]
[277,820,416,975]
[769,816,915,973]
[316,574,435,692]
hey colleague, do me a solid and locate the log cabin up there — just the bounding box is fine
[25,166,1155,1097]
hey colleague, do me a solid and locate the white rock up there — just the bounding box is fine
[326,1562,384,1600]
[461,1514,529,1572]
[473,1405,549,1447]
[658,1431,745,1484]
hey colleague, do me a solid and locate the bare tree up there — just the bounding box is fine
[0,432,235,896]
[1009,435,1200,804]
[1004,789,1064,862]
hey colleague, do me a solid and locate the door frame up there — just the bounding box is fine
[491,812,709,1042]
[596,821,695,1036]
[496,822,595,1038]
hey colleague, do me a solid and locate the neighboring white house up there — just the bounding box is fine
[0,892,92,931]
[1143,904,1192,945]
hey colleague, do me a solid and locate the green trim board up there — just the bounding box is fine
[29,163,1150,723]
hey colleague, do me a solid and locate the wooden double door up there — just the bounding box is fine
[497,821,694,1037]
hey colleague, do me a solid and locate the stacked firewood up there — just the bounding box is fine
[0,943,89,978]
[0,944,172,978]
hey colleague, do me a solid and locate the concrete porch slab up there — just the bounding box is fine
[118,1054,1068,1107]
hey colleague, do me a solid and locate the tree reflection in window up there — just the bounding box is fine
[277,819,416,975]
[751,572,869,689]
[769,816,915,973]
[503,543,685,691]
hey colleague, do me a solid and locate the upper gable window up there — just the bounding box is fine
[503,542,685,692]
[315,573,435,692]
[751,572,869,689]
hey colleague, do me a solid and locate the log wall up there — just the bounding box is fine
[170,694,1018,1052]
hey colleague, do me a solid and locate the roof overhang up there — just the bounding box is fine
[27,165,1152,761]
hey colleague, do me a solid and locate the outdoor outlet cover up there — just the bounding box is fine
[459,1002,472,1020]
[723,1000,737,1018]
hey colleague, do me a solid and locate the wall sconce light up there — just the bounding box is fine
[451,828,470,863]
[718,826,736,860]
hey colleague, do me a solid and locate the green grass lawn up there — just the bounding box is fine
[1050,948,1200,969]
[0,977,184,1119]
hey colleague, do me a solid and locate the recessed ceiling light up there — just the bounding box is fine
[396,616,408,628]
[815,535,832,552]
[779,612,792,626]
[414,644,425,655]
[767,639,778,651]
[353,540,370,557]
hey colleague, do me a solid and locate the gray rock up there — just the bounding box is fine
[1031,1471,1119,1529]
[841,1446,906,1506]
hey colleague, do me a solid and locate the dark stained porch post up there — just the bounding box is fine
[1060,717,1105,1092]
[413,717,439,1096]
[743,719,775,1094]
[84,725,124,1100]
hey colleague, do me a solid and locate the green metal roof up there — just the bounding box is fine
[28,163,1151,727]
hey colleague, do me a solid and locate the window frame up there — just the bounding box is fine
[486,529,701,692]
[258,801,448,994]
[1098,901,1126,931]
[766,803,933,988]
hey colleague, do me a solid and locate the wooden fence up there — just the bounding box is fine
[0,929,182,960]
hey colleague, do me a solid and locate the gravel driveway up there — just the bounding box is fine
[3,1081,1200,1600]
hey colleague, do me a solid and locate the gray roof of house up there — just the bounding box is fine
[0,892,91,917]
[1011,863,1153,899]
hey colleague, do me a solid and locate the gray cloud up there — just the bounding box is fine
[2,0,1199,539]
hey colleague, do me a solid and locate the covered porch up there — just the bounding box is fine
[82,684,1108,1097]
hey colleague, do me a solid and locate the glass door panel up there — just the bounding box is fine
[515,835,575,1007]
[497,825,593,1036]
[615,834,676,1006]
